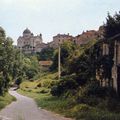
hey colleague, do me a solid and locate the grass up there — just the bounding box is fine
[18,89,120,120]
[18,72,120,120]
[0,92,16,110]
[18,89,73,117]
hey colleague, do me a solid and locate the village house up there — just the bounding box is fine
[48,33,73,48]
[74,30,99,45]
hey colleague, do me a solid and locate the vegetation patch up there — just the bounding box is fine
[18,72,120,120]
[0,93,16,110]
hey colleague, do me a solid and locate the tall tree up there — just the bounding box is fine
[104,11,120,38]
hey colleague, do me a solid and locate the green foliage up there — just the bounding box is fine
[0,93,16,110]
[18,88,120,120]
[51,75,78,97]
[37,47,54,60]
[15,76,23,85]
[104,11,120,38]
[0,27,15,94]
[68,40,97,76]
[75,81,117,104]
[22,55,40,80]
[0,26,40,94]
[74,106,120,120]
[26,68,37,79]
[41,79,58,88]
[101,12,120,84]
[51,86,62,97]
[18,89,72,117]
[50,41,78,71]
[17,12,120,120]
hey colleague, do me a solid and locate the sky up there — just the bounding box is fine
[0,0,120,45]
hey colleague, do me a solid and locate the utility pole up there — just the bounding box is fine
[58,40,61,79]
[20,47,22,63]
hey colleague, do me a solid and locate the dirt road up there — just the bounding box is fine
[0,90,72,120]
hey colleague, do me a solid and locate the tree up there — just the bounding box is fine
[37,47,54,61]
[22,55,40,80]
[104,11,120,38]
[50,41,77,71]
[0,27,15,94]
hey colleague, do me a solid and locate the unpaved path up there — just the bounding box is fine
[0,90,72,120]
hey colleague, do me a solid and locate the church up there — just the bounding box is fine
[17,28,47,54]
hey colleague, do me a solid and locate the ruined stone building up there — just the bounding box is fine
[111,34,120,94]
[98,34,120,94]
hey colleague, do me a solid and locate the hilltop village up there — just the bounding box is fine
[17,27,104,53]
[1,11,120,120]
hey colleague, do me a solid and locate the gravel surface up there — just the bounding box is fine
[0,90,72,120]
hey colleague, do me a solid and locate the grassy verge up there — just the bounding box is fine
[18,89,73,117]
[17,72,120,120]
[18,88,120,120]
[0,92,16,110]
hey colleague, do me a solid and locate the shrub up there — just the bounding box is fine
[51,75,79,97]
[39,88,49,94]
[50,80,58,87]
[105,97,120,112]
[26,69,37,79]
[15,76,23,85]
[60,75,79,89]
[75,74,89,86]
[75,108,120,120]
[72,104,91,113]
[51,86,63,97]
[41,79,57,88]
[79,81,117,98]
[76,95,101,106]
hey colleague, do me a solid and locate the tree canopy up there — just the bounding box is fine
[104,11,120,38]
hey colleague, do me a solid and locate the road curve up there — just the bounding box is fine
[0,90,72,120]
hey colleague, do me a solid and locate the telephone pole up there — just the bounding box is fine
[58,40,61,79]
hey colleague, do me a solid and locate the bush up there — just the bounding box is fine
[76,95,101,106]
[39,88,49,94]
[75,74,89,86]
[60,75,79,89]
[75,108,120,120]
[79,81,117,98]
[105,98,120,112]
[26,69,37,79]
[15,76,23,85]
[41,79,53,88]
[72,104,91,113]
[51,86,63,97]
[51,75,79,97]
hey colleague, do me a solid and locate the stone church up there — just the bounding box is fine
[17,28,46,54]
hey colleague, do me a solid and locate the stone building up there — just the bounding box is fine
[47,28,104,49]
[35,43,48,53]
[17,28,44,54]
[111,34,120,94]
[48,33,73,48]
[74,30,100,45]
[99,34,120,94]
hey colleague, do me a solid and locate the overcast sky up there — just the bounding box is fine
[0,0,120,44]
